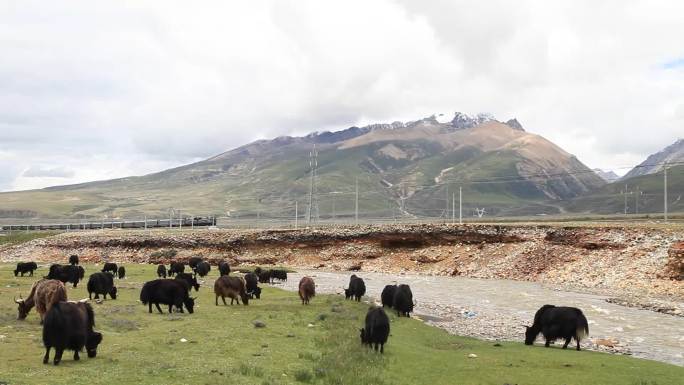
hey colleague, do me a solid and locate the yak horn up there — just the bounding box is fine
[14,297,23,304]
[78,298,89,303]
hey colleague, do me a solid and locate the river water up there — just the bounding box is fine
[277,270,684,366]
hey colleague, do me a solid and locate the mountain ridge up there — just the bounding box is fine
[0,112,605,219]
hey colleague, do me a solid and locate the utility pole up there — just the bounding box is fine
[635,186,639,215]
[179,210,182,231]
[459,186,463,225]
[623,185,629,215]
[445,184,449,222]
[144,215,147,231]
[169,209,173,229]
[664,163,668,221]
[355,177,359,225]
[306,145,319,225]
[452,193,455,224]
[332,194,336,221]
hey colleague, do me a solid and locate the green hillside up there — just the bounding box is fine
[0,117,607,220]
[562,165,684,215]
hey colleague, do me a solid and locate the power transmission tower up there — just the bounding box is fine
[306,145,319,224]
[664,163,668,221]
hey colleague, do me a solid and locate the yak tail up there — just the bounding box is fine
[43,302,67,346]
[576,310,589,341]
[84,302,96,329]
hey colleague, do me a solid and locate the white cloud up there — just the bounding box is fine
[0,0,683,190]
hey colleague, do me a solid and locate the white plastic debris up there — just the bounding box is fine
[468,353,477,358]
[180,338,188,343]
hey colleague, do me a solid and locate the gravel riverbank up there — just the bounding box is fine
[279,270,684,366]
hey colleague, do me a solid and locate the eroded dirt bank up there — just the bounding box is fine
[1,224,682,306]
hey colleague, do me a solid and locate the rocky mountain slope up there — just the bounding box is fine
[0,112,605,219]
[593,169,620,183]
[624,139,684,179]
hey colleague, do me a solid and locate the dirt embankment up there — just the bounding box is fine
[1,224,682,303]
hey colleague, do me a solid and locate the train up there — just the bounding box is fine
[1,217,216,231]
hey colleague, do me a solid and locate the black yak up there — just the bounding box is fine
[101,263,118,275]
[140,279,195,314]
[16,279,67,323]
[345,274,366,302]
[271,269,288,282]
[381,284,397,308]
[168,261,185,277]
[87,272,117,300]
[244,272,261,299]
[42,300,102,365]
[298,277,315,305]
[258,269,272,284]
[214,276,249,305]
[524,305,589,351]
[392,284,414,317]
[360,307,390,353]
[218,261,231,276]
[46,264,81,288]
[175,272,200,292]
[195,261,211,277]
[14,262,38,277]
[68,255,79,266]
[117,266,126,279]
[157,264,167,278]
[188,256,203,271]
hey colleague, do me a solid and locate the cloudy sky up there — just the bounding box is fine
[1,0,682,192]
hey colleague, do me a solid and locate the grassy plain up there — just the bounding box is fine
[0,263,682,385]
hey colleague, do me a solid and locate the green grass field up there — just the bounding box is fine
[0,263,682,385]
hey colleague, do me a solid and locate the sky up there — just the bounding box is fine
[0,0,683,192]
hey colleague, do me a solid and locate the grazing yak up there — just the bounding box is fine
[101,263,118,275]
[117,266,126,280]
[345,275,366,302]
[218,261,231,276]
[168,261,185,277]
[87,272,117,300]
[524,305,589,351]
[188,256,203,271]
[68,255,79,266]
[298,277,315,305]
[157,264,167,278]
[46,264,81,288]
[360,307,390,353]
[381,284,397,308]
[392,284,414,317]
[16,279,67,323]
[214,276,249,305]
[42,300,103,365]
[257,269,272,284]
[271,269,288,282]
[175,272,200,292]
[140,279,195,314]
[244,272,261,299]
[14,262,38,277]
[195,261,211,277]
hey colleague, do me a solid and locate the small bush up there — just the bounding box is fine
[294,369,313,383]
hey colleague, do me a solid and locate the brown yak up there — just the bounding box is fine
[16,279,67,323]
[298,277,315,305]
[214,276,249,306]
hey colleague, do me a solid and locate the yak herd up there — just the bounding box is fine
[11,255,590,366]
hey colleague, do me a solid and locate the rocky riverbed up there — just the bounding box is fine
[279,270,684,366]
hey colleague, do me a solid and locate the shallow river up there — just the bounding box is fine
[277,270,684,366]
